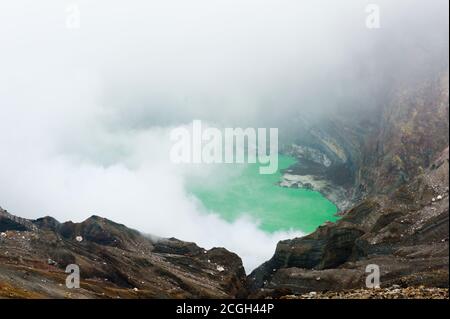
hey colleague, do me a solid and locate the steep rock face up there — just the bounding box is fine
[0,212,246,299]
[269,70,450,297]
[355,71,449,199]
[282,71,449,211]
[1,65,448,299]
[248,147,449,297]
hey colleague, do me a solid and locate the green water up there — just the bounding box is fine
[187,155,338,234]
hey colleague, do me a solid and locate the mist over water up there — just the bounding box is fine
[0,0,448,271]
[187,155,338,234]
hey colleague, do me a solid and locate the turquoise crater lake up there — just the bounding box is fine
[187,155,338,234]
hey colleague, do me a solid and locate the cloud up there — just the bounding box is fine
[0,58,299,270]
[0,0,447,271]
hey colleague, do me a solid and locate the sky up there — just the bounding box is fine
[0,0,448,271]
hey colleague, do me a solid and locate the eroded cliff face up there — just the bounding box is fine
[0,209,246,298]
[281,71,449,211]
[1,68,448,298]
[0,150,448,299]
[248,145,449,297]
[356,71,449,199]
[248,67,450,297]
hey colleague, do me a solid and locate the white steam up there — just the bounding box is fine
[0,0,447,271]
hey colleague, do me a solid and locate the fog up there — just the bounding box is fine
[0,0,448,271]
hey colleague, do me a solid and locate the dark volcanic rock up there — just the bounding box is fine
[248,147,449,297]
[56,215,150,250]
[281,71,449,211]
[1,71,448,299]
[1,208,37,232]
[251,70,449,298]
[0,213,246,299]
[152,237,204,256]
[33,216,61,231]
[0,216,28,232]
